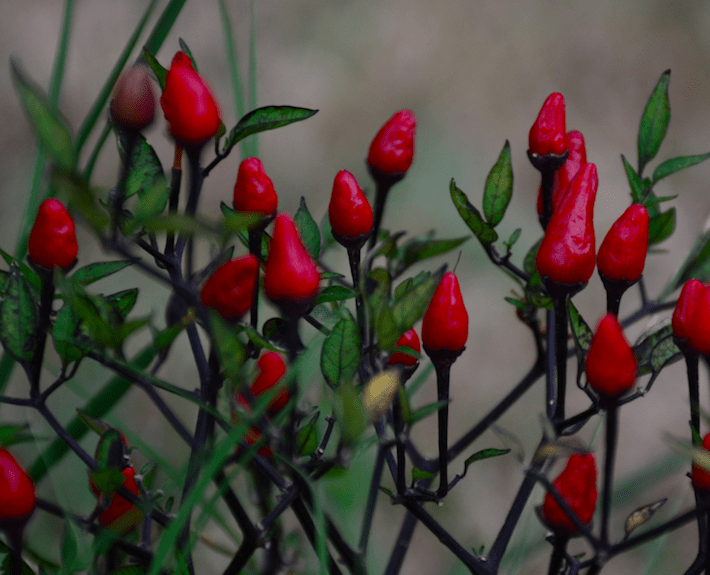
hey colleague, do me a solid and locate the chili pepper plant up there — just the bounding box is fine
[5,4,710,575]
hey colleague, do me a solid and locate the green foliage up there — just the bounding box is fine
[483,140,513,227]
[638,69,671,175]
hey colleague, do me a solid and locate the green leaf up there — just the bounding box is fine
[118,133,167,200]
[661,229,710,299]
[0,263,38,365]
[130,180,171,229]
[523,238,543,276]
[648,207,676,245]
[294,196,321,261]
[71,260,133,287]
[107,289,139,319]
[209,312,245,382]
[642,194,677,209]
[93,429,126,471]
[367,272,398,351]
[463,448,510,470]
[568,299,593,368]
[622,154,644,204]
[178,38,197,71]
[637,69,671,175]
[450,179,498,245]
[52,303,86,365]
[0,424,37,449]
[320,311,360,388]
[51,170,110,234]
[296,417,319,456]
[10,60,75,170]
[524,271,553,310]
[392,267,445,334]
[224,106,318,152]
[634,321,682,376]
[653,152,710,183]
[411,467,436,482]
[504,228,522,250]
[407,399,449,425]
[400,236,469,271]
[482,140,513,227]
[141,47,167,90]
[221,212,263,234]
[314,285,356,305]
[334,384,367,444]
[0,249,40,292]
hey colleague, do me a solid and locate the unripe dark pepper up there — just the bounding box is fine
[585,314,637,398]
[160,51,221,145]
[529,93,568,157]
[233,157,278,216]
[367,110,416,175]
[0,449,35,527]
[328,170,374,241]
[200,255,259,321]
[387,328,421,367]
[541,453,597,536]
[110,65,155,132]
[28,198,78,270]
[597,204,649,283]
[422,272,468,353]
[536,163,597,288]
[264,213,320,316]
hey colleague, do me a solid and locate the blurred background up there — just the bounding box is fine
[3,1,710,573]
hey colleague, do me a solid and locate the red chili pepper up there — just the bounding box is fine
[237,351,289,413]
[90,466,142,532]
[585,314,637,397]
[263,213,320,315]
[536,130,587,215]
[541,453,597,536]
[387,328,421,367]
[672,279,710,355]
[597,204,649,283]
[367,110,416,175]
[529,93,568,157]
[200,255,259,321]
[692,432,710,491]
[328,170,374,241]
[233,157,278,217]
[536,163,597,287]
[160,51,221,146]
[0,449,35,526]
[110,65,155,133]
[421,272,468,353]
[28,198,78,270]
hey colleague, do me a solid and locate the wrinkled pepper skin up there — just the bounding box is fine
[597,204,649,283]
[585,314,637,397]
[367,110,416,175]
[672,279,710,355]
[200,255,260,321]
[536,163,598,287]
[541,453,597,536]
[233,157,278,216]
[536,130,587,215]
[529,93,568,157]
[422,272,468,353]
[329,170,374,239]
[28,198,78,270]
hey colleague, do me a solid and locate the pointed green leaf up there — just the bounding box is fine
[483,140,513,227]
[141,47,167,90]
[450,179,498,245]
[224,106,318,152]
[0,263,38,364]
[400,236,469,271]
[661,229,710,299]
[368,271,398,351]
[634,321,682,376]
[314,285,356,305]
[504,228,522,250]
[0,249,40,292]
[52,303,86,365]
[407,399,449,425]
[523,238,543,276]
[118,133,167,200]
[71,260,133,287]
[321,311,360,388]
[334,384,367,443]
[622,154,644,204]
[10,60,75,170]
[463,448,510,470]
[412,467,436,482]
[130,180,171,229]
[638,69,671,175]
[0,424,37,449]
[178,38,197,71]
[392,267,445,335]
[209,312,245,382]
[653,152,710,183]
[294,196,320,261]
[648,207,676,245]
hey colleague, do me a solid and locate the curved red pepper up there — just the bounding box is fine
[328,170,374,240]
[367,110,416,175]
[422,272,468,353]
[200,255,259,321]
[541,453,597,535]
[597,204,649,283]
[585,314,637,397]
[529,93,568,157]
[28,198,78,270]
[536,130,587,215]
[233,157,278,216]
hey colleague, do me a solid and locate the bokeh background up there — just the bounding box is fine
[3,1,710,573]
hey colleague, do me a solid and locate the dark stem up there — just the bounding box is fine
[7,526,24,575]
[540,168,555,231]
[546,308,556,421]
[368,179,393,250]
[30,269,55,399]
[600,401,619,547]
[384,511,419,575]
[548,535,569,575]
[114,131,137,241]
[393,391,407,494]
[687,352,701,443]
[174,147,204,264]
[359,444,386,555]
[291,498,344,575]
[434,360,452,497]
[553,295,568,424]
[165,165,183,256]
[246,227,264,359]
[347,245,368,380]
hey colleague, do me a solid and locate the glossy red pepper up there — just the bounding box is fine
[263,213,320,314]
[585,314,637,397]
[237,351,289,413]
[328,170,374,240]
[200,255,259,321]
[672,279,710,355]
[692,432,710,491]
[367,110,416,175]
[90,466,142,532]
[110,65,155,132]
[541,453,597,536]
[536,163,597,287]
[28,198,78,270]
[536,130,587,215]
[597,204,649,283]
[529,93,568,157]
[421,272,468,353]
[160,51,221,145]
[387,328,421,367]
[0,449,35,526]
[233,157,278,216]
